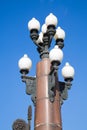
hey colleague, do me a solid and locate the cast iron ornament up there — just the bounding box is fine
[12,119,27,130]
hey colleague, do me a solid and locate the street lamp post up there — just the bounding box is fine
[12,13,75,130]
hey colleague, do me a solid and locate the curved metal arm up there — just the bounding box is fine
[33,40,44,50]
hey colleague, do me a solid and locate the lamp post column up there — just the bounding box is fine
[16,13,75,130]
[34,58,62,130]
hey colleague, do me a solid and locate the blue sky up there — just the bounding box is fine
[0,0,87,130]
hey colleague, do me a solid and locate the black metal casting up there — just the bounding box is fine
[48,61,72,104]
[59,81,72,105]
[38,32,50,59]
[12,119,27,130]
[47,25,56,37]
[28,105,32,121]
[30,29,39,42]
[28,106,32,130]
[30,25,56,59]
[48,76,72,104]
[48,61,59,102]
[56,39,64,49]
[48,70,55,102]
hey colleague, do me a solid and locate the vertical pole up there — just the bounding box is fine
[28,105,32,130]
[34,58,62,130]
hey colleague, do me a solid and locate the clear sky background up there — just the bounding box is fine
[0,0,87,130]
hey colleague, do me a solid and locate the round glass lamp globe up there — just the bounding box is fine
[62,62,75,79]
[45,13,58,27]
[41,24,47,34]
[36,32,43,44]
[28,18,40,31]
[54,27,65,40]
[18,54,32,71]
[49,45,63,63]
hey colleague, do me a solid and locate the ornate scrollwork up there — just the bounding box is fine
[48,69,72,104]
[22,76,36,105]
[12,119,27,130]
[59,81,72,105]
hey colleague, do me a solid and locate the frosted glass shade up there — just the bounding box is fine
[45,13,58,27]
[54,27,65,40]
[41,24,47,34]
[28,18,40,31]
[62,62,75,79]
[49,45,63,63]
[36,32,43,44]
[18,54,32,71]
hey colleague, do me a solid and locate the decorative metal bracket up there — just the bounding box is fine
[21,75,36,106]
[12,106,32,130]
[48,63,72,104]
[12,119,27,130]
[59,81,72,105]
[48,68,56,102]
[30,27,56,59]
[48,62,58,102]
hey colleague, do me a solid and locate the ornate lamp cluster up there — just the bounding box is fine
[12,13,75,130]
[27,13,65,59]
[18,13,75,104]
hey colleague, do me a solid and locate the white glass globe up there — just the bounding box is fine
[18,54,32,71]
[49,45,63,63]
[62,62,75,79]
[41,24,47,34]
[45,13,58,27]
[36,32,43,44]
[54,27,65,40]
[28,18,40,31]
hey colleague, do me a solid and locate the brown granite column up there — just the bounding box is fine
[34,58,62,130]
